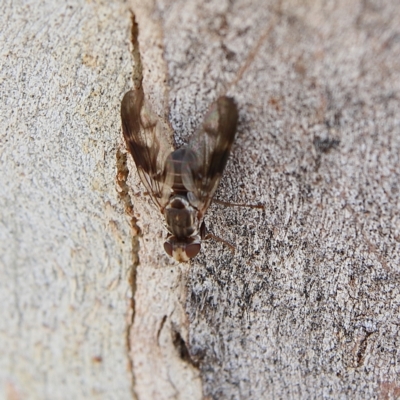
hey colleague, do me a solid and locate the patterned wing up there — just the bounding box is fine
[121,88,174,209]
[181,96,238,215]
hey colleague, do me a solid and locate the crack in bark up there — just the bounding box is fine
[113,11,147,399]
[355,331,373,367]
[129,11,143,91]
[116,148,141,400]
[171,326,200,369]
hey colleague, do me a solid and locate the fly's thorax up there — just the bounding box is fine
[164,195,200,239]
[165,147,198,195]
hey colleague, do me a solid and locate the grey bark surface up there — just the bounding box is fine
[130,1,400,399]
[1,0,400,400]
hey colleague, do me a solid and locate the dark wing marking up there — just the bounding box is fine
[181,96,238,215]
[121,88,174,209]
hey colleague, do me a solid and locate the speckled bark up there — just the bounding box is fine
[130,0,400,399]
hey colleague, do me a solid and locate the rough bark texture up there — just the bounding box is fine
[1,0,400,399]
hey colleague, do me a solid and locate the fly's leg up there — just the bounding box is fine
[200,222,235,253]
[212,198,264,209]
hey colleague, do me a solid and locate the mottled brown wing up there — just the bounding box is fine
[181,96,238,215]
[121,88,174,209]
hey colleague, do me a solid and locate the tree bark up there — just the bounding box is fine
[0,1,136,399]
[1,0,400,399]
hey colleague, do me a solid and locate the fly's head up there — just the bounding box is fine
[163,235,201,262]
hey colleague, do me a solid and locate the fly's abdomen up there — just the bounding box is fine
[164,196,198,239]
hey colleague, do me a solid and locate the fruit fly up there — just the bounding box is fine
[121,87,238,262]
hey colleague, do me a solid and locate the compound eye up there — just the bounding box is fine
[164,241,173,257]
[185,243,201,259]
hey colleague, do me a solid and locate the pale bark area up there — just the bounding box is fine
[0,1,136,399]
[1,1,400,400]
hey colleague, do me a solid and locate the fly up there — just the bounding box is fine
[121,86,238,262]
